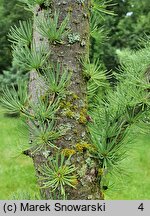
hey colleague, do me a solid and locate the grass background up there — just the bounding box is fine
[0,109,39,199]
[0,108,150,199]
[105,134,150,199]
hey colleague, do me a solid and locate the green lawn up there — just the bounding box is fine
[0,109,39,199]
[105,134,150,199]
[0,109,150,199]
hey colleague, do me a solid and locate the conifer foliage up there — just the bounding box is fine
[1,0,150,199]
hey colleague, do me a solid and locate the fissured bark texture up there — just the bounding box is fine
[29,0,103,200]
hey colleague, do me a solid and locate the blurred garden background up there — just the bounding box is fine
[0,0,150,199]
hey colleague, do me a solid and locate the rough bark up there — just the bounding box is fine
[29,0,103,200]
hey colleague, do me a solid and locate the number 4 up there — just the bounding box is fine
[138,203,144,211]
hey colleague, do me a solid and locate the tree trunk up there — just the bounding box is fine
[29,0,103,200]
